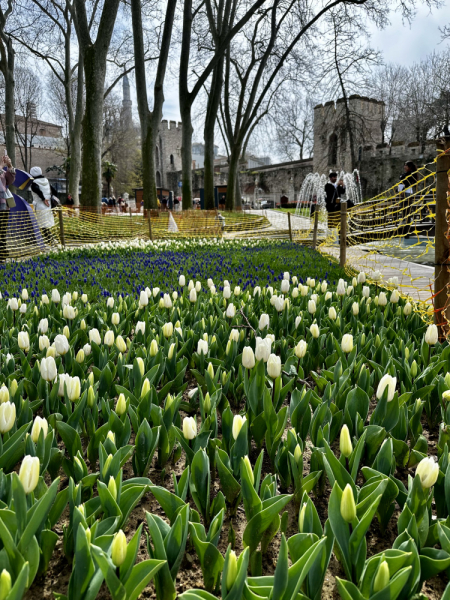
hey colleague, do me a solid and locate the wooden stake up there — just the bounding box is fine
[312,208,319,250]
[434,138,450,338]
[58,209,65,247]
[340,202,347,268]
[129,207,133,237]
[287,211,293,242]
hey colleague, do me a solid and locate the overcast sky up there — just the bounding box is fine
[369,3,450,65]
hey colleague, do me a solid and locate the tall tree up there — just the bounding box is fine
[72,0,121,207]
[131,0,177,210]
[0,0,15,161]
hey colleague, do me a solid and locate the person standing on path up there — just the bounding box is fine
[30,166,56,246]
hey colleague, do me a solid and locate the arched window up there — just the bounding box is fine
[156,171,161,187]
[328,133,338,165]
[155,146,160,168]
[170,154,174,165]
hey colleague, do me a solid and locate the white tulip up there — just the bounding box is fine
[226,304,236,318]
[292,288,299,298]
[336,279,346,296]
[107,297,114,308]
[111,312,120,325]
[39,335,50,351]
[38,318,48,334]
[31,416,48,443]
[310,324,320,338]
[223,286,231,299]
[295,315,302,328]
[81,294,88,303]
[352,302,359,316]
[139,291,148,307]
[63,305,76,320]
[390,290,400,304]
[8,298,18,311]
[255,337,271,362]
[197,339,208,355]
[183,416,197,440]
[179,275,186,287]
[341,334,354,354]
[259,314,270,329]
[416,456,439,489]
[253,286,261,296]
[328,307,337,320]
[54,334,69,355]
[425,324,438,346]
[321,282,328,293]
[403,302,412,316]
[0,401,15,433]
[308,300,316,315]
[19,455,40,493]
[162,322,174,338]
[0,386,9,404]
[281,280,289,293]
[62,292,71,306]
[300,285,309,297]
[83,343,92,356]
[358,272,366,284]
[372,271,382,282]
[207,278,214,288]
[188,280,194,291]
[267,354,281,379]
[41,294,49,305]
[104,330,115,346]
[51,289,60,303]
[229,329,239,342]
[378,292,387,307]
[232,414,247,440]
[189,289,197,303]
[376,374,397,402]
[274,296,285,312]
[18,331,30,352]
[152,287,160,298]
[89,328,101,345]
[195,281,201,292]
[40,356,58,381]
[283,271,290,281]
[362,286,370,298]
[294,340,307,359]
[19,303,26,315]
[309,278,316,288]
[242,346,255,369]
[136,321,146,336]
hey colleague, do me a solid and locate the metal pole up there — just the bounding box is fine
[340,201,347,268]
[58,208,65,247]
[287,211,293,242]
[312,208,319,250]
[148,211,153,242]
[434,138,450,338]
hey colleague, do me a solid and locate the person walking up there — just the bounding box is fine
[0,153,16,262]
[398,161,418,223]
[30,166,56,246]
[324,172,341,229]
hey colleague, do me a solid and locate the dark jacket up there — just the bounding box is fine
[400,170,418,190]
[325,182,340,213]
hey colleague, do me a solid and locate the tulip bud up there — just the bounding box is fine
[242,346,256,369]
[294,444,302,464]
[373,560,390,593]
[203,392,211,414]
[445,372,450,388]
[141,378,150,399]
[19,455,40,494]
[410,359,417,378]
[340,484,356,523]
[149,339,158,357]
[310,323,320,339]
[115,335,127,354]
[87,386,95,408]
[0,386,8,404]
[376,374,397,402]
[206,362,214,379]
[222,371,228,385]
[294,340,307,359]
[76,349,85,364]
[88,372,94,387]
[340,425,353,458]
[243,455,254,485]
[111,530,127,567]
[108,476,117,500]
[403,302,412,316]
[361,333,366,346]
[10,379,18,398]
[425,324,438,346]
[299,503,307,533]
[375,334,381,348]
[0,569,11,600]
[226,550,238,592]
[116,393,127,416]
[103,454,113,477]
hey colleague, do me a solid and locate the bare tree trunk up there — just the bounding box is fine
[2,39,15,162]
[80,47,105,206]
[131,0,177,210]
[204,59,224,210]
[181,105,193,210]
[226,146,240,210]
[68,51,83,205]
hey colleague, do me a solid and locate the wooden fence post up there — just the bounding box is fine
[312,208,319,250]
[340,201,347,268]
[148,211,153,241]
[58,209,65,247]
[434,138,450,338]
[287,211,293,242]
[129,207,133,237]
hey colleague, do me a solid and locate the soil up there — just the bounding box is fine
[23,384,449,600]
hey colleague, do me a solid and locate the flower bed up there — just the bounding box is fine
[0,242,448,600]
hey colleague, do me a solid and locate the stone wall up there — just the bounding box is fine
[157,120,183,188]
[1,143,65,176]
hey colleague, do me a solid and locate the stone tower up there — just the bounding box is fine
[155,120,183,189]
[122,73,133,130]
[313,95,384,174]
